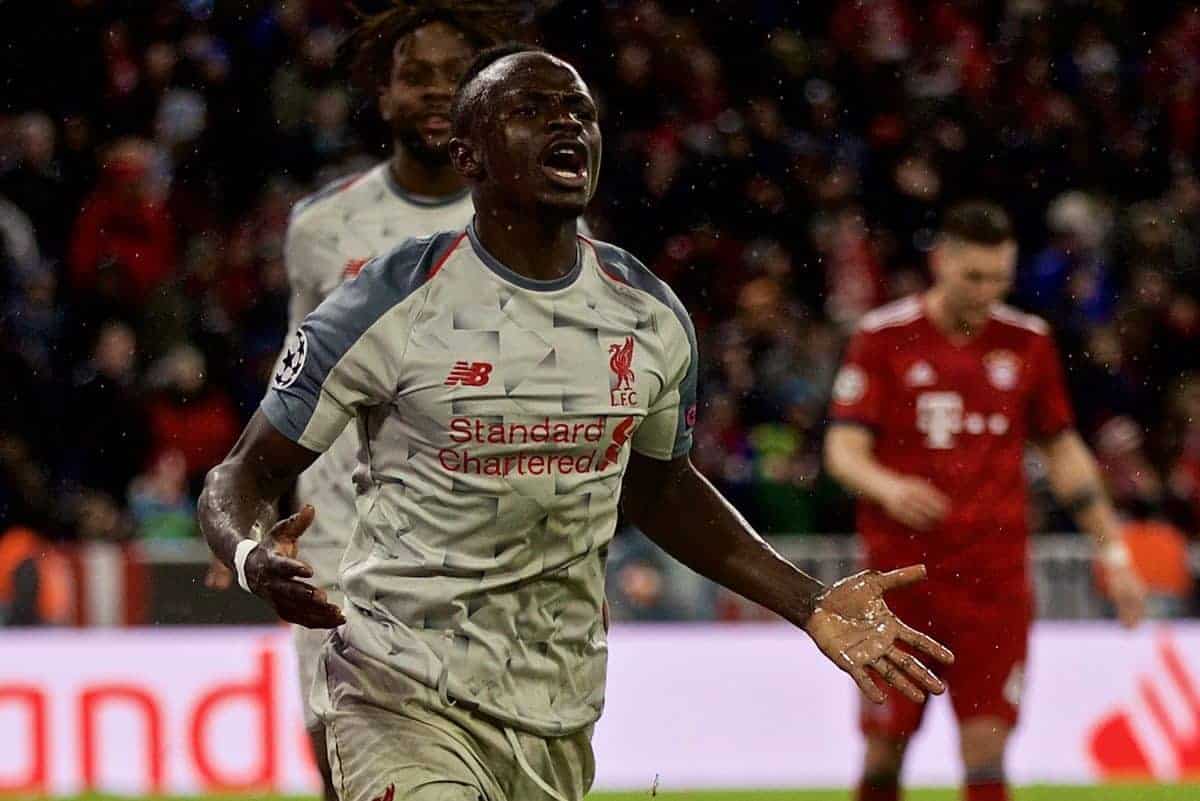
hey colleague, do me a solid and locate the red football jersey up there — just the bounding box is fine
[830,296,1074,577]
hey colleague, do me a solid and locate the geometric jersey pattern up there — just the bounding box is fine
[262,224,697,735]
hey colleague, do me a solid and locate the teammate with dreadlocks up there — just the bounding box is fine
[205,4,533,797]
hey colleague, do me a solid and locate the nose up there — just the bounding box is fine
[547,107,584,134]
[424,70,457,102]
[423,81,454,103]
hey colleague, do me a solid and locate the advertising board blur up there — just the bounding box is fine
[0,623,1193,795]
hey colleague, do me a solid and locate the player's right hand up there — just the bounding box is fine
[881,476,950,530]
[204,556,234,590]
[245,505,345,629]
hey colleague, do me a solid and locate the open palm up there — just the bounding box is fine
[805,565,954,704]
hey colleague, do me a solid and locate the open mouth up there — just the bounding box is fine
[540,140,589,188]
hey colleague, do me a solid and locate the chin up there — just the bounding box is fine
[397,130,450,166]
[536,192,589,216]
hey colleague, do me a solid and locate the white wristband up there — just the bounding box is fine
[1100,540,1132,571]
[234,539,260,593]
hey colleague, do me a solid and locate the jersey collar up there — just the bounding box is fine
[466,219,583,293]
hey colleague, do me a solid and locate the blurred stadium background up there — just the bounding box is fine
[4,0,1200,797]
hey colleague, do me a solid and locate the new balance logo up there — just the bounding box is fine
[445,361,493,387]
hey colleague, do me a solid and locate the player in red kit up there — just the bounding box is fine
[824,201,1147,801]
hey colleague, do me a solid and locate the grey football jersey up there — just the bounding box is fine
[283,163,475,589]
[262,225,697,735]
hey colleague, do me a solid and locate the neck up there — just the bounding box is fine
[388,145,465,198]
[924,288,983,341]
[473,199,579,282]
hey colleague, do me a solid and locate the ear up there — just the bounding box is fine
[449,136,484,180]
[928,242,946,279]
[378,87,392,123]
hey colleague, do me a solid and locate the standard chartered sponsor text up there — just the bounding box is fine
[439,415,617,476]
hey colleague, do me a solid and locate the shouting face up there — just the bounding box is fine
[451,51,602,215]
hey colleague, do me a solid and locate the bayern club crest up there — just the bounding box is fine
[273,329,308,390]
[984,350,1020,391]
[832,364,867,404]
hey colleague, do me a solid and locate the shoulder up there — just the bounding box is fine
[289,170,369,227]
[989,303,1051,338]
[306,231,464,330]
[857,296,924,334]
[584,237,691,330]
[357,230,468,300]
[993,303,1051,352]
[288,164,394,233]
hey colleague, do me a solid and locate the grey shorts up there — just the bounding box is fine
[315,635,595,801]
[293,623,334,730]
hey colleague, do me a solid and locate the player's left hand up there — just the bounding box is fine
[246,505,345,630]
[804,565,955,705]
[1104,563,1147,628]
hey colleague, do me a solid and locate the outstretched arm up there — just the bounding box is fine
[621,452,953,702]
[199,411,344,628]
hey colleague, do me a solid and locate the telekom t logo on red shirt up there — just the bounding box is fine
[916,392,963,449]
[916,391,1010,449]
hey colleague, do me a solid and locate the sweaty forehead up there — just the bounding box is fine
[479,52,588,99]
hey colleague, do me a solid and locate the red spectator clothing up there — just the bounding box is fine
[68,190,175,302]
[825,217,887,325]
[830,0,914,64]
[829,295,1075,578]
[147,391,239,483]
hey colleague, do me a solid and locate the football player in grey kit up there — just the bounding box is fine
[200,44,954,801]
[206,5,517,797]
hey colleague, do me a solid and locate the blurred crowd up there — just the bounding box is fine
[3,0,1200,620]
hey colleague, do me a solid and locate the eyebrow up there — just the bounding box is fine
[397,53,471,69]
[496,88,594,104]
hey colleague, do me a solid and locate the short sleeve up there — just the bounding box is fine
[829,330,888,429]
[261,255,423,453]
[631,298,699,461]
[1029,333,1075,440]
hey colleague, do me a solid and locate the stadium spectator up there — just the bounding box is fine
[0,113,73,261]
[0,0,1197,566]
[128,449,197,541]
[65,320,149,504]
[69,138,175,307]
[145,344,238,493]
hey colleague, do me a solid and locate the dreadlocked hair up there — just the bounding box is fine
[345,1,549,97]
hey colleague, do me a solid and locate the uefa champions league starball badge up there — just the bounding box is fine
[273,329,308,390]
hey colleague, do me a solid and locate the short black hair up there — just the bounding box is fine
[450,42,550,137]
[346,2,523,98]
[939,200,1014,245]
